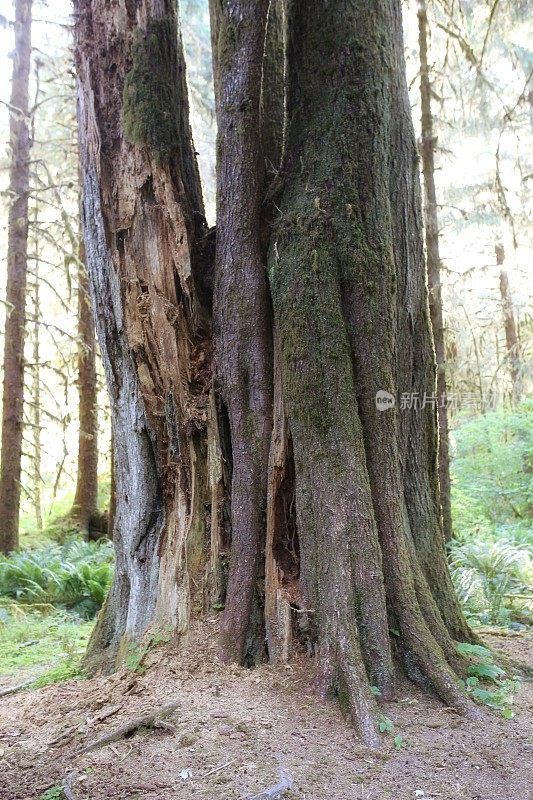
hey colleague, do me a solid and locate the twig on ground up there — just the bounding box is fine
[204,758,236,778]
[0,678,36,698]
[67,701,180,758]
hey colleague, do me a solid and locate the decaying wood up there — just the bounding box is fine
[74,0,213,668]
[69,701,180,758]
[265,336,298,664]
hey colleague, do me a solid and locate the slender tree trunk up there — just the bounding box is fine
[418,0,453,543]
[213,0,274,663]
[70,242,99,537]
[107,427,116,540]
[496,242,522,404]
[30,205,42,534]
[268,0,477,745]
[0,0,32,554]
[75,0,211,669]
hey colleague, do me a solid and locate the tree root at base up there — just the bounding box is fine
[246,765,292,799]
[66,701,180,758]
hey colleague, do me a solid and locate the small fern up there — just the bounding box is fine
[450,539,532,625]
[0,539,114,618]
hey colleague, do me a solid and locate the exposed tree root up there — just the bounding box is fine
[67,701,180,758]
[247,763,292,800]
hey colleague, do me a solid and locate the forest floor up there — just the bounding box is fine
[0,618,531,800]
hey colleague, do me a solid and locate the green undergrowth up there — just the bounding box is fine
[19,476,111,548]
[39,786,67,800]
[0,538,114,618]
[457,641,520,718]
[450,403,532,627]
[0,605,92,679]
[450,537,532,627]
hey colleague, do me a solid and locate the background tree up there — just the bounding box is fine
[70,242,99,537]
[418,0,453,542]
[0,0,32,553]
[405,0,532,410]
[496,242,522,404]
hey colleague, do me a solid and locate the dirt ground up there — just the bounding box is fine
[0,619,531,800]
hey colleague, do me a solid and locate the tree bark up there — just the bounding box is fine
[496,243,522,404]
[74,0,480,745]
[261,0,286,176]
[268,0,477,745]
[213,0,274,664]
[418,0,453,543]
[30,204,42,534]
[0,0,32,554]
[74,0,211,669]
[70,242,99,537]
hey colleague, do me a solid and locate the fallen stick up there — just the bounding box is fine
[204,758,236,778]
[247,766,292,800]
[68,701,180,758]
[0,678,36,698]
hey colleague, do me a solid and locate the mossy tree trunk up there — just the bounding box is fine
[267,0,478,745]
[418,0,453,543]
[74,0,212,669]
[75,0,479,745]
[0,0,32,554]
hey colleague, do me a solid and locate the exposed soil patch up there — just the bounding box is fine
[0,620,531,800]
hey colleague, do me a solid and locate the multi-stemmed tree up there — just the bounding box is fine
[75,0,478,745]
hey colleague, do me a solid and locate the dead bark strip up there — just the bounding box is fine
[246,765,292,800]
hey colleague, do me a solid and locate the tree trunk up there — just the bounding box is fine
[75,0,479,746]
[30,205,42,534]
[267,0,477,745]
[261,0,286,176]
[0,0,32,554]
[70,242,99,537]
[213,0,273,664]
[417,0,453,543]
[74,0,211,670]
[496,243,522,404]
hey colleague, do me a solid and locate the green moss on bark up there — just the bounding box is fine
[123,17,180,161]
